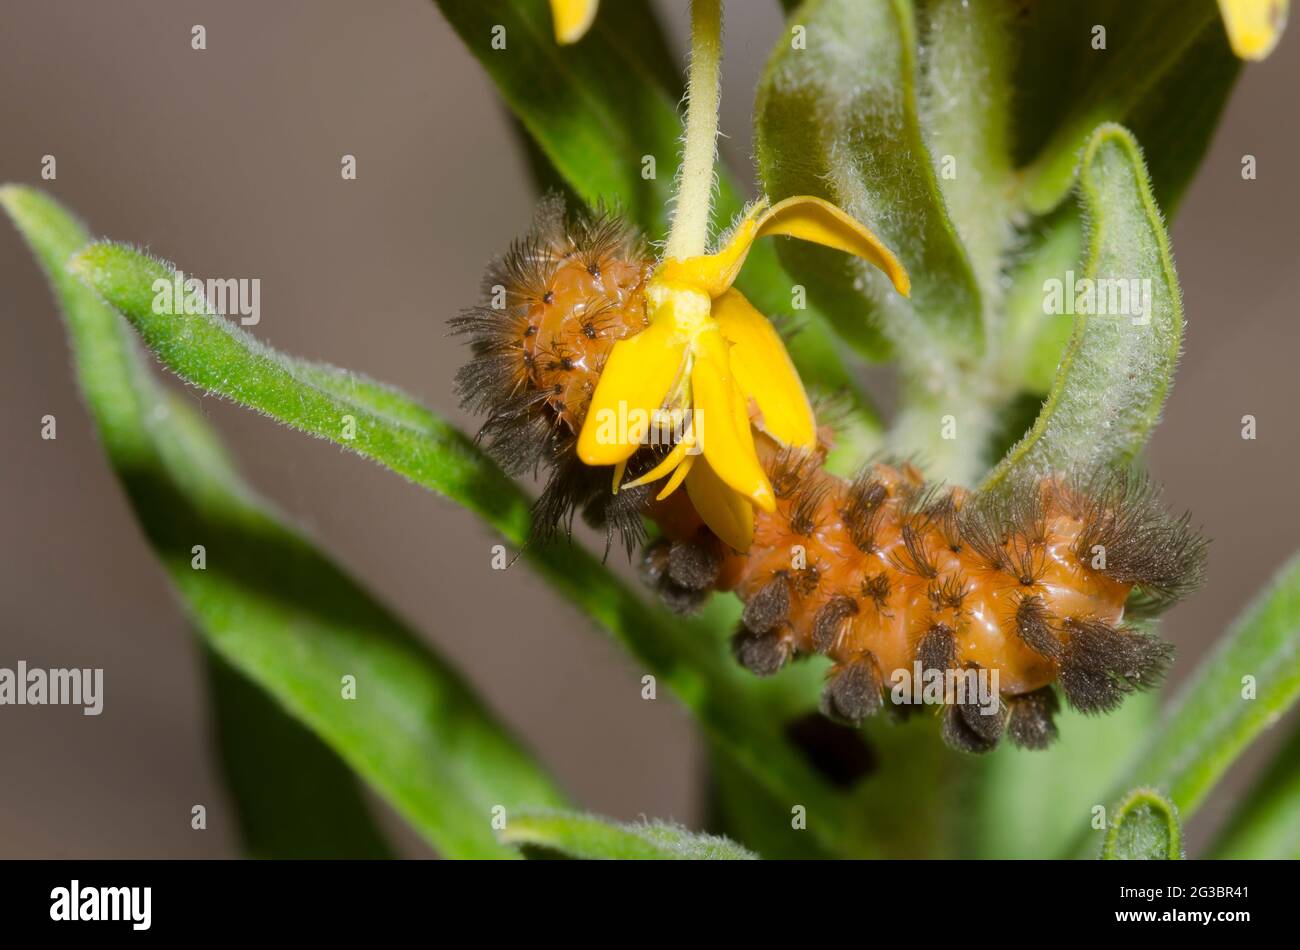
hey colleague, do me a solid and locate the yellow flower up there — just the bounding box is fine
[576,196,910,550]
[550,0,599,45]
[1217,0,1288,60]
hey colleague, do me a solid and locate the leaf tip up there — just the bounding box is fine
[66,240,127,286]
[0,182,39,224]
[1102,786,1184,860]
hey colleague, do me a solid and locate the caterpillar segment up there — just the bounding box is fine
[642,440,1202,751]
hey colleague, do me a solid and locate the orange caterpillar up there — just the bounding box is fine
[453,197,663,549]
[455,201,1206,752]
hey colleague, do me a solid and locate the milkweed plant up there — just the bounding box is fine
[4,0,1298,860]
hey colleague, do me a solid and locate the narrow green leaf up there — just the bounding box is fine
[981,124,1183,492]
[2,184,568,859]
[72,241,534,537]
[1102,787,1185,860]
[756,0,984,356]
[1119,15,1241,215]
[500,810,757,860]
[593,0,682,98]
[1016,0,1237,213]
[203,648,393,859]
[917,0,1016,308]
[508,112,582,209]
[1074,550,1300,857]
[1209,723,1300,859]
[67,236,884,859]
[432,0,677,234]
[436,0,884,429]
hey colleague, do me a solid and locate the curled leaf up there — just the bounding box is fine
[982,124,1182,492]
[1102,787,1185,860]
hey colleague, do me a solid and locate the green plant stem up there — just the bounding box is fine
[665,0,723,259]
[1209,722,1300,859]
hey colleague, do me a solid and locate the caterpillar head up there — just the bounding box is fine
[452,197,662,551]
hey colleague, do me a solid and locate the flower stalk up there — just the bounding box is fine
[666,0,723,260]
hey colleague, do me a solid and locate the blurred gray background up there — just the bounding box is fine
[0,1,1295,857]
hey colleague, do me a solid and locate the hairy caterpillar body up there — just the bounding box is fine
[452,196,665,551]
[455,201,1207,753]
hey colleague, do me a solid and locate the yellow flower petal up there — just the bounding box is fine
[685,456,755,551]
[660,196,910,298]
[577,317,686,466]
[658,202,768,296]
[690,327,775,513]
[656,453,695,501]
[622,434,694,490]
[727,371,765,499]
[757,196,910,296]
[713,288,817,450]
[1217,0,1288,59]
[550,0,600,45]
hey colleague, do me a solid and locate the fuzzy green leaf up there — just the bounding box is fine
[1075,550,1300,857]
[1209,723,1300,859]
[67,237,885,859]
[1016,0,1238,213]
[759,0,1001,483]
[500,810,757,860]
[2,184,570,859]
[1101,787,1185,860]
[982,124,1182,492]
[757,0,983,358]
[917,0,1016,309]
